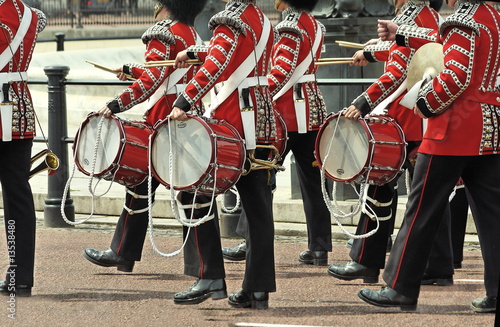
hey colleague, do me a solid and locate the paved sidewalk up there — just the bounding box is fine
[0,220,492,327]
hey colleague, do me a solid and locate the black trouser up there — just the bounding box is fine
[0,139,36,286]
[281,131,332,251]
[384,154,500,298]
[111,178,160,261]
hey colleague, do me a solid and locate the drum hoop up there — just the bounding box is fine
[74,113,125,177]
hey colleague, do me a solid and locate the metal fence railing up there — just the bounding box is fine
[28,0,281,28]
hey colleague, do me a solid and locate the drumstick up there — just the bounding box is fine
[143,59,202,67]
[315,60,353,65]
[85,60,136,81]
[318,57,354,62]
[335,40,365,49]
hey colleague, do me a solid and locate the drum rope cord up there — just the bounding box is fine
[320,165,380,239]
[166,116,217,227]
[319,114,380,238]
[60,117,106,225]
[220,186,241,214]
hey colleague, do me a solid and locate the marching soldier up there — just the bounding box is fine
[359,0,500,312]
[269,0,331,266]
[171,0,277,309]
[330,0,455,287]
[0,0,47,297]
[83,0,207,272]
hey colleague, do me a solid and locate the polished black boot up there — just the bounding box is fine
[0,280,31,297]
[222,241,246,261]
[358,286,418,311]
[298,250,328,266]
[421,274,453,286]
[83,248,135,272]
[327,260,379,283]
[174,279,227,305]
[228,289,269,309]
[471,296,497,313]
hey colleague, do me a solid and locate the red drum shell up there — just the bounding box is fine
[150,115,245,196]
[74,113,152,187]
[315,113,406,185]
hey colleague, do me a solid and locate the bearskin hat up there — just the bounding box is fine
[283,0,320,12]
[159,0,208,25]
[429,0,443,11]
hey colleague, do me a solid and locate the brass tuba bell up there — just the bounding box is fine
[29,149,60,179]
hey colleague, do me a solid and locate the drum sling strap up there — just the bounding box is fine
[272,20,323,133]
[0,7,32,141]
[204,16,272,150]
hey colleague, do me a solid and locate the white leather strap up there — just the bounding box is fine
[0,8,32,70]
[204,16,272,117]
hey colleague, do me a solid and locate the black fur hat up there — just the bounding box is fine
[429,0,443,11]
[283,0,320,12]
[159,0,208,25]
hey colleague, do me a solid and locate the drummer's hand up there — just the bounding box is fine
[174,50,190,69]
[170,107,189,121]
[413,106,427,119]
[111,67,128,81]
[351,50,368,66]
[364,38,379,46]
[344,105,362,120]
[98,106,113,118]
[377,20,398,41]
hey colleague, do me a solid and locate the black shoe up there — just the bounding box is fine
[222,241,246,261]
[421,274,453,286]
[298,250,328,266]
[228,289,269,309]
[0,280,32,297]
[358,286,418,311]
[327,260,379,283]
[83,248,135,272]
[471,296,497,313]
[174,279,227,305]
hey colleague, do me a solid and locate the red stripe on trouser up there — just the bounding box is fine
[194,227,204,278]
[391,155,433,289]
[116,187,137,256]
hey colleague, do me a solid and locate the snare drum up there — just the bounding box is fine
[150,115,245,195]
[315,113,406,185]
[74,113,153,187]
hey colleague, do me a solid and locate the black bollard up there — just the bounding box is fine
[55,33,65,52]
[43,66,75,227]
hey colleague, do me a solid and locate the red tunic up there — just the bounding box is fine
[351,4,441,142]
[416,2,500,156]
[0,0,46,140]
[107,19,203,127]
[268,8,326,132]
[174,0,276,144]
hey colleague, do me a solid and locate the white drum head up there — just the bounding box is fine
[76,116,121,175]
[318,116,369,181]
[152,118,213,188]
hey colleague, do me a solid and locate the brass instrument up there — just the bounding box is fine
[29,149,59,179]
[243,145,285,176]
[406,43,444,90]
